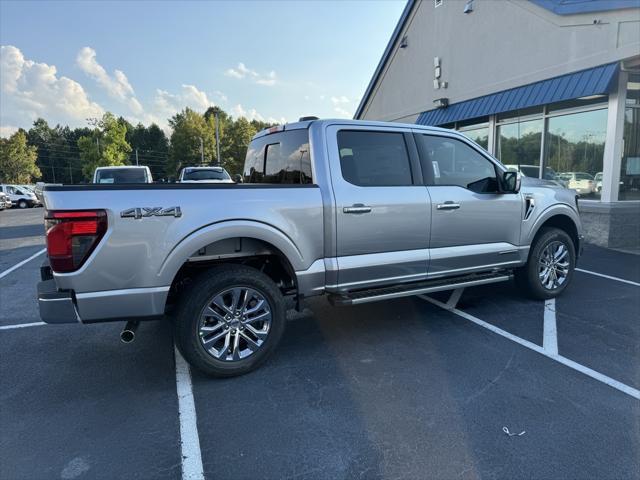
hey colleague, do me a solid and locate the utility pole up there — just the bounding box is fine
[199,137,204,164]
[96,137,100,155]
[135,148,139,166]
[215,111,221,166]
[69,162,73,184]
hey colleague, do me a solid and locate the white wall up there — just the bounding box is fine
[360,0,640,122]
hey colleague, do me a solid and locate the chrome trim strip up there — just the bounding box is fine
[75,286,171,300]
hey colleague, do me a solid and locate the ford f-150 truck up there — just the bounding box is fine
[38,119,583,376]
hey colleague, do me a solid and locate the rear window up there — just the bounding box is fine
[576,173,593,181]
[96,168,147,184]
[243,129,312,184]
[182,168,230,181]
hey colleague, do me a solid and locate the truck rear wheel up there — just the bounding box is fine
[174,264,286,377]
[515,227,575,300]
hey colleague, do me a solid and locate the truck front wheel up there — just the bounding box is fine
[515,227,576,300]
[174,264,286,377]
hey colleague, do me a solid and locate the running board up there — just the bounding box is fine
[328,272,512,306]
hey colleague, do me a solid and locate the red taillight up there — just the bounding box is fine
[45,210,107,273]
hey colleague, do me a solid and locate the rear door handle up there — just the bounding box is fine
[436,201,460,210]
[344,204,372,214]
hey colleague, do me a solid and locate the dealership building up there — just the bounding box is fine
[356,0,640,248]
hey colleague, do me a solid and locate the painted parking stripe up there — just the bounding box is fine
[0,248,46,279]
[575,268,640,287]
[543,299,558,356]
[174,347,205,480]
[0,321,46,331]
[419,295,640,400]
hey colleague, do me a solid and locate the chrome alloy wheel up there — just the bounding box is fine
[538,241,570,290]
[198,287,272,361]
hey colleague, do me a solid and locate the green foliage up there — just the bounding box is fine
[0,130,41,183]
[222,117,257,175]
[23,107,276,183]
[77,112,132,180]
[167,108,217,177]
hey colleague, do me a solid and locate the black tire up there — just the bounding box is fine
[174,264,286,377]
[17,200,28,209]
[515,227,576,300]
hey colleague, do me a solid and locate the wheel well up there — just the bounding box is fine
[167,237,297,307]
[535,215,579,252]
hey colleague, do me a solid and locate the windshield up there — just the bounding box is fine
[96,168,147,184]
[182,168,230,181]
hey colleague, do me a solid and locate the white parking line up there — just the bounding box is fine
[575,268,640,287]
[0,321,46,331]
[174,347,205,480]
[543,299,558,356]
[419,294,640,400]
[0,248,46,279]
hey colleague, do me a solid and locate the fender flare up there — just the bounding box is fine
[524,204,581,246]
[157,220,305,286]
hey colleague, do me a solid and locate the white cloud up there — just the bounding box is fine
[0,125,19,138]
[331,95,350,105]
[231,104,286,124]
[225,62,277,86]
[0,45,104,128]
[334,106,352,118]
[152,84,213,121]
[76,47,142,115]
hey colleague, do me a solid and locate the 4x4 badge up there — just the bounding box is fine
[120,206,182,219]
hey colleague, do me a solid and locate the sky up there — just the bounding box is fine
[0,0,406,137]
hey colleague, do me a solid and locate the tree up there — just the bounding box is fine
[222,117,257,175]
[77,112,132,180]
[167,108,216,177]
[0,130,41,183]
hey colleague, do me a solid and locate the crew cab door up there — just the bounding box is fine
[414,132,523,277]
[327,125,431,291]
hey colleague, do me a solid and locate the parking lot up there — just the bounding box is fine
[1,207,638,480]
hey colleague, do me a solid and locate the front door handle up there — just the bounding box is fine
[436,201,461,211]
[344,204,372,214]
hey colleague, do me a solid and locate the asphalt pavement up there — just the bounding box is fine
[1,207,638,480]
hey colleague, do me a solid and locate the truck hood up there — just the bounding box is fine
[521,177,564,189]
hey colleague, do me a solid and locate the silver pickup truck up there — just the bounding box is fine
[38,119,583,376]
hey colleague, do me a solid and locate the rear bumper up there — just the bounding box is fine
[37,279,80,324]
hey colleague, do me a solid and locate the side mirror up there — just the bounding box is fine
[502,171,521,193]
[233,174,244,183]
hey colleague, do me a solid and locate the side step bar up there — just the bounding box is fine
[328,272,512,306]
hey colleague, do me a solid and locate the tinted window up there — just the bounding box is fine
[337,130,412,186]
[182,168,230,181]
[96,169,147,184]
[417,135,498,192]
[243,129,312,184]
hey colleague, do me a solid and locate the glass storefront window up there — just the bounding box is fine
[619,73,640,201]
[545,108,607,199]
[497,118,543,173]
[460,125,489,150]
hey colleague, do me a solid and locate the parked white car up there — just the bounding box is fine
[0,192,11,210]
[178,166,234,183]
[0,184,41,208]
[558,172,596,195]
[594,172,603,193]
[93,166,153,184]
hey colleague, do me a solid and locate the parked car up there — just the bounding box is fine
[557,172,596,196]
[504,164,568,188]
[594,172,603,193]
[0,184,40,208]
[93,166,153,184]
[0,192,11,210]
[37,119,583,377]
[178,166,234,183]
[34,182,62,204]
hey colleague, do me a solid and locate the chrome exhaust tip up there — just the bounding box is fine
[120,320,139,343]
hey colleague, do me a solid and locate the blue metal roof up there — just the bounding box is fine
[416,62,618,127]
[530,0,639,16]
